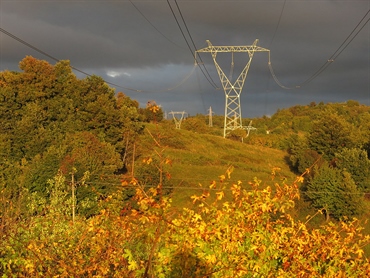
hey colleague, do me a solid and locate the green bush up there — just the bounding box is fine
[306,165,364,221]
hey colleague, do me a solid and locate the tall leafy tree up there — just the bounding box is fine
[308,113,358,160]
[0,56,144,216]
[306,165,364,221]
[334,148,370,192]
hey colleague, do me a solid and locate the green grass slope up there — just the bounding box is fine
[137,122,296,206]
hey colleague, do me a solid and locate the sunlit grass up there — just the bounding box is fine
[140,123,296,209]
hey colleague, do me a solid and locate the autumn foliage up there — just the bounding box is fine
[1,169,370,277]
[1,57,370,277]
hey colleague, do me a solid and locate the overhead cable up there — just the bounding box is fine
[0,27,197,94]
[173,0,218,88]
[299,9,370,87]
[268,0,287,48]
[167,0,219,89]
[83,180,370,195]
[269,9,370,90]
[0,27,144,92]
[129,0,185,50]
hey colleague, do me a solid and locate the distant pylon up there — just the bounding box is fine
[208,106,214,127]
[196,39,269,138]
[169,111,187,129]
[245,120,256,137]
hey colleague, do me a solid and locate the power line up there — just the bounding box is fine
[300,9,370,87]
[173,0,217,88]
[268,0,286,49]
[166,1,194,64]
[0,27,143,93]
[166,0,219,89]
[269,9,370,90]
[0,27,198,94]
[84,180,370,195]
[264,0,287,114]
[128,0,185,50]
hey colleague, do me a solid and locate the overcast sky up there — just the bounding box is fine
[1,0,369,118]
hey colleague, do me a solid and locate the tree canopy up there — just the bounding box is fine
[0,56,147,216]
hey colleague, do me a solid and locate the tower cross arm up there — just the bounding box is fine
[196,39,269,53]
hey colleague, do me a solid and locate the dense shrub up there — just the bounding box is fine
[1,170,369,277]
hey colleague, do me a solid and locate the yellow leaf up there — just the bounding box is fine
[205,254,217,264]
[219,175,225,182]
[150,105,160,113]
[201,191,210,199]
[261,203,270,212]
[271,167,281,175]
[355,248,364,258]
[226,166,234,178]
[209,180,216,189]
[297,176,304,183]
[216,191,224,201]
[128,259,138,271]
[191,195,199,203]
[193,213,202,222]
[131,178,138,186]
[121,180,129,186]
[253,263,261,272]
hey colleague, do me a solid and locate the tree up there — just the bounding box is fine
[116,92,144,166]
[181,116,208,133]
[59,131,123,216]
[306,164,364,221]
[0,56,142,162]
[334,148,370,192]
[0,56,144,216]
[139,100,164,123]
[288,134,325,175]
[308,113,358,160]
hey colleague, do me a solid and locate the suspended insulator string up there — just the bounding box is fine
[228,51,234,81]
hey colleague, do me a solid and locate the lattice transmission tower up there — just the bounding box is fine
[196,39,269,138]
[169,111,187,129]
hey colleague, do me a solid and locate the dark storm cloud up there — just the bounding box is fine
[1,0,369,117]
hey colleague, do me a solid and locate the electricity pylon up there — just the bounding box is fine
[196,39,269,138]
[169,111,187,129]
[245,120,256,137]
[208,106,214,127]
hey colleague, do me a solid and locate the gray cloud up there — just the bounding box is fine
[1,0,369,117]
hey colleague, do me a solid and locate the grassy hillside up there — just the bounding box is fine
[136,121,297,207]
[136,121,370,257]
